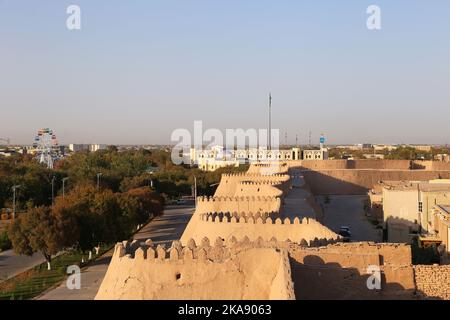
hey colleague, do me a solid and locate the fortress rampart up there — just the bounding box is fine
[180,212,340,245]
[247,162,290,175]
[302,169,450,195]
[288,242,416,299]
[95,237,295,300]
[195,196,282,215]
[214,172,291,197]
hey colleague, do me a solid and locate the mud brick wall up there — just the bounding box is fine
[414,265,450,300]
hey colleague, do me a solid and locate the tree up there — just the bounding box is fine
[8,206,76,270]
[119,187,164,226]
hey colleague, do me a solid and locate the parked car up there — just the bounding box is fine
[339,226,351,242]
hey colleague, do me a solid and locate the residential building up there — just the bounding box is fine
[381,180,450,243]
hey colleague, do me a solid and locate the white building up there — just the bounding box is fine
[69,144,107,152]
[190,146,329,171]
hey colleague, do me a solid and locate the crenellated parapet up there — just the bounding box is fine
[196,195,281,202]
[96,237,296,300]
[221,172,289,179]
[200,212,311,224]
[180,212,341,246]
[195,195,282,216]
[111,236,338,264]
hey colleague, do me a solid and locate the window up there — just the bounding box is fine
[418,201,423,212]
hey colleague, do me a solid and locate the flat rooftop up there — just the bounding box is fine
[381,180,450,192]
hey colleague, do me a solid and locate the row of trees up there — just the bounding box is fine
[328,146,450,160]
[8,185,164,268]
[2,147,245,267]
[1,148,248,212]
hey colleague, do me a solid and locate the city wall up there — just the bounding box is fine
[96,239,450,300]
[288,242,416,299]
[289,159,412,170]
[180,213,340,245]
[214,173,290,198]
[95,238,295,300]
[247,163,290,175]
[414,265,450,300]
[195,196,282,215]
[302,170,450,195]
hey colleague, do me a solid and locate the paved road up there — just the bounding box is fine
[319,195,382,242]
[37,206,194,300]
[280,170,316,219]
[0,250,46,283]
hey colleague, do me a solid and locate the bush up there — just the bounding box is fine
[0,230,12,251]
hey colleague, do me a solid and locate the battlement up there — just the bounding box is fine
[96,237,295,300]
[221,172,289,178]
[195,195,282,215]
[113,236,339,263]
[196,195,280,202]
[238,180,286,185]
[200,212,311,225]
[181,211,340,245]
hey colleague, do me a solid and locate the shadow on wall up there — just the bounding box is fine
[302,170,369,195]
[301,169,450,195]
[289,255,439,300]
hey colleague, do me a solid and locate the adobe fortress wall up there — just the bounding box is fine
[247,162,290,175]
[214,173,291,198]
[288,242,416,299]
[288,159,412,170]
[195,196,282,215]
[283,159,450,195]
[302,169,450,195]
[180,213,340,245]
[95,238,295,300]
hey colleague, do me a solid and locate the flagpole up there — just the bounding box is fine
[268,93,272,151]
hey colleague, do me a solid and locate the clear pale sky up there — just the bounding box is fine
[1,1,449,145]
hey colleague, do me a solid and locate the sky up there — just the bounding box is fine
[1,1,449,145]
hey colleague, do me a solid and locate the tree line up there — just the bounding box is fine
[0,147,246,267]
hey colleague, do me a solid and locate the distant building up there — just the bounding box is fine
[302,148,328,160]
[410,145,433,152]
[435,154,450,162]
[190,146,303,171]
[69,144,107,152]
[363,154,385,160]
[373,144,399,152]
[90,144,107,152]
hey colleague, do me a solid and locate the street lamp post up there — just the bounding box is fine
[51,176,56,206]
[62,177,69,198]
[97,173,103,190]
[194,176,197,208]
[12,185,21,220]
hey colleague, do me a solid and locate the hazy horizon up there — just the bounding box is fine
[1,1,450,145]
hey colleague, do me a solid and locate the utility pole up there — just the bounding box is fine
[309,130,312,147]
[97,173,102,190]
[12,185,21,220]
[62,177,69,198]
[296,134,298,146]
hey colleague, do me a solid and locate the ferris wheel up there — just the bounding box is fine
[33,128,59,169]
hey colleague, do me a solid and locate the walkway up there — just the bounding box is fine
[37,205,194,300]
